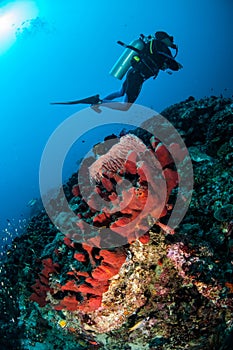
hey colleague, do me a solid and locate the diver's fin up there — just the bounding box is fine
[50,94,101,105]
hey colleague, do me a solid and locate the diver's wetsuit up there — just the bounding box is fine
[103,39,180,104]
[103,68,145,103]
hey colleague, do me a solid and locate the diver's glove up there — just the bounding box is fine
[177,62,183,70]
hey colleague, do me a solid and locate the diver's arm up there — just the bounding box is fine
[165,58,182,71]
[157,51,182,71]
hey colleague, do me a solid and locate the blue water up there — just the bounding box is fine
[0,0,233,249]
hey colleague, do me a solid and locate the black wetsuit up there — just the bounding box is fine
[103,39,180,104]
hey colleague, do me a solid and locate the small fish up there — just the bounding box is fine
[58,319,67,328]
[129,317,149,332]
[27,198,37,207]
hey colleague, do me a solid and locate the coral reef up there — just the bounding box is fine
[0,95,233,350]
[47,132,181,250]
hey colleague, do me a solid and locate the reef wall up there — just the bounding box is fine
[0,95,232,350]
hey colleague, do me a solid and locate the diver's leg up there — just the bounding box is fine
[124,73,143,104]
[93,70,144,111]
[105,73,144,110]
[90,84,127,112]
[98,82,132,110]
[101,84,125,103]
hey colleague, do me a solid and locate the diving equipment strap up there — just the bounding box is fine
[117,41,142,54]
[157,50,179,62]
[117,41,158,78]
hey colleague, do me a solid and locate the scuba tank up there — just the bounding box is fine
[109,38,145,80]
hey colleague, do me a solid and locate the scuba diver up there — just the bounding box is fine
[51,31,183,110]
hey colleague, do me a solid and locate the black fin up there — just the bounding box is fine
[51,94,100,105]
